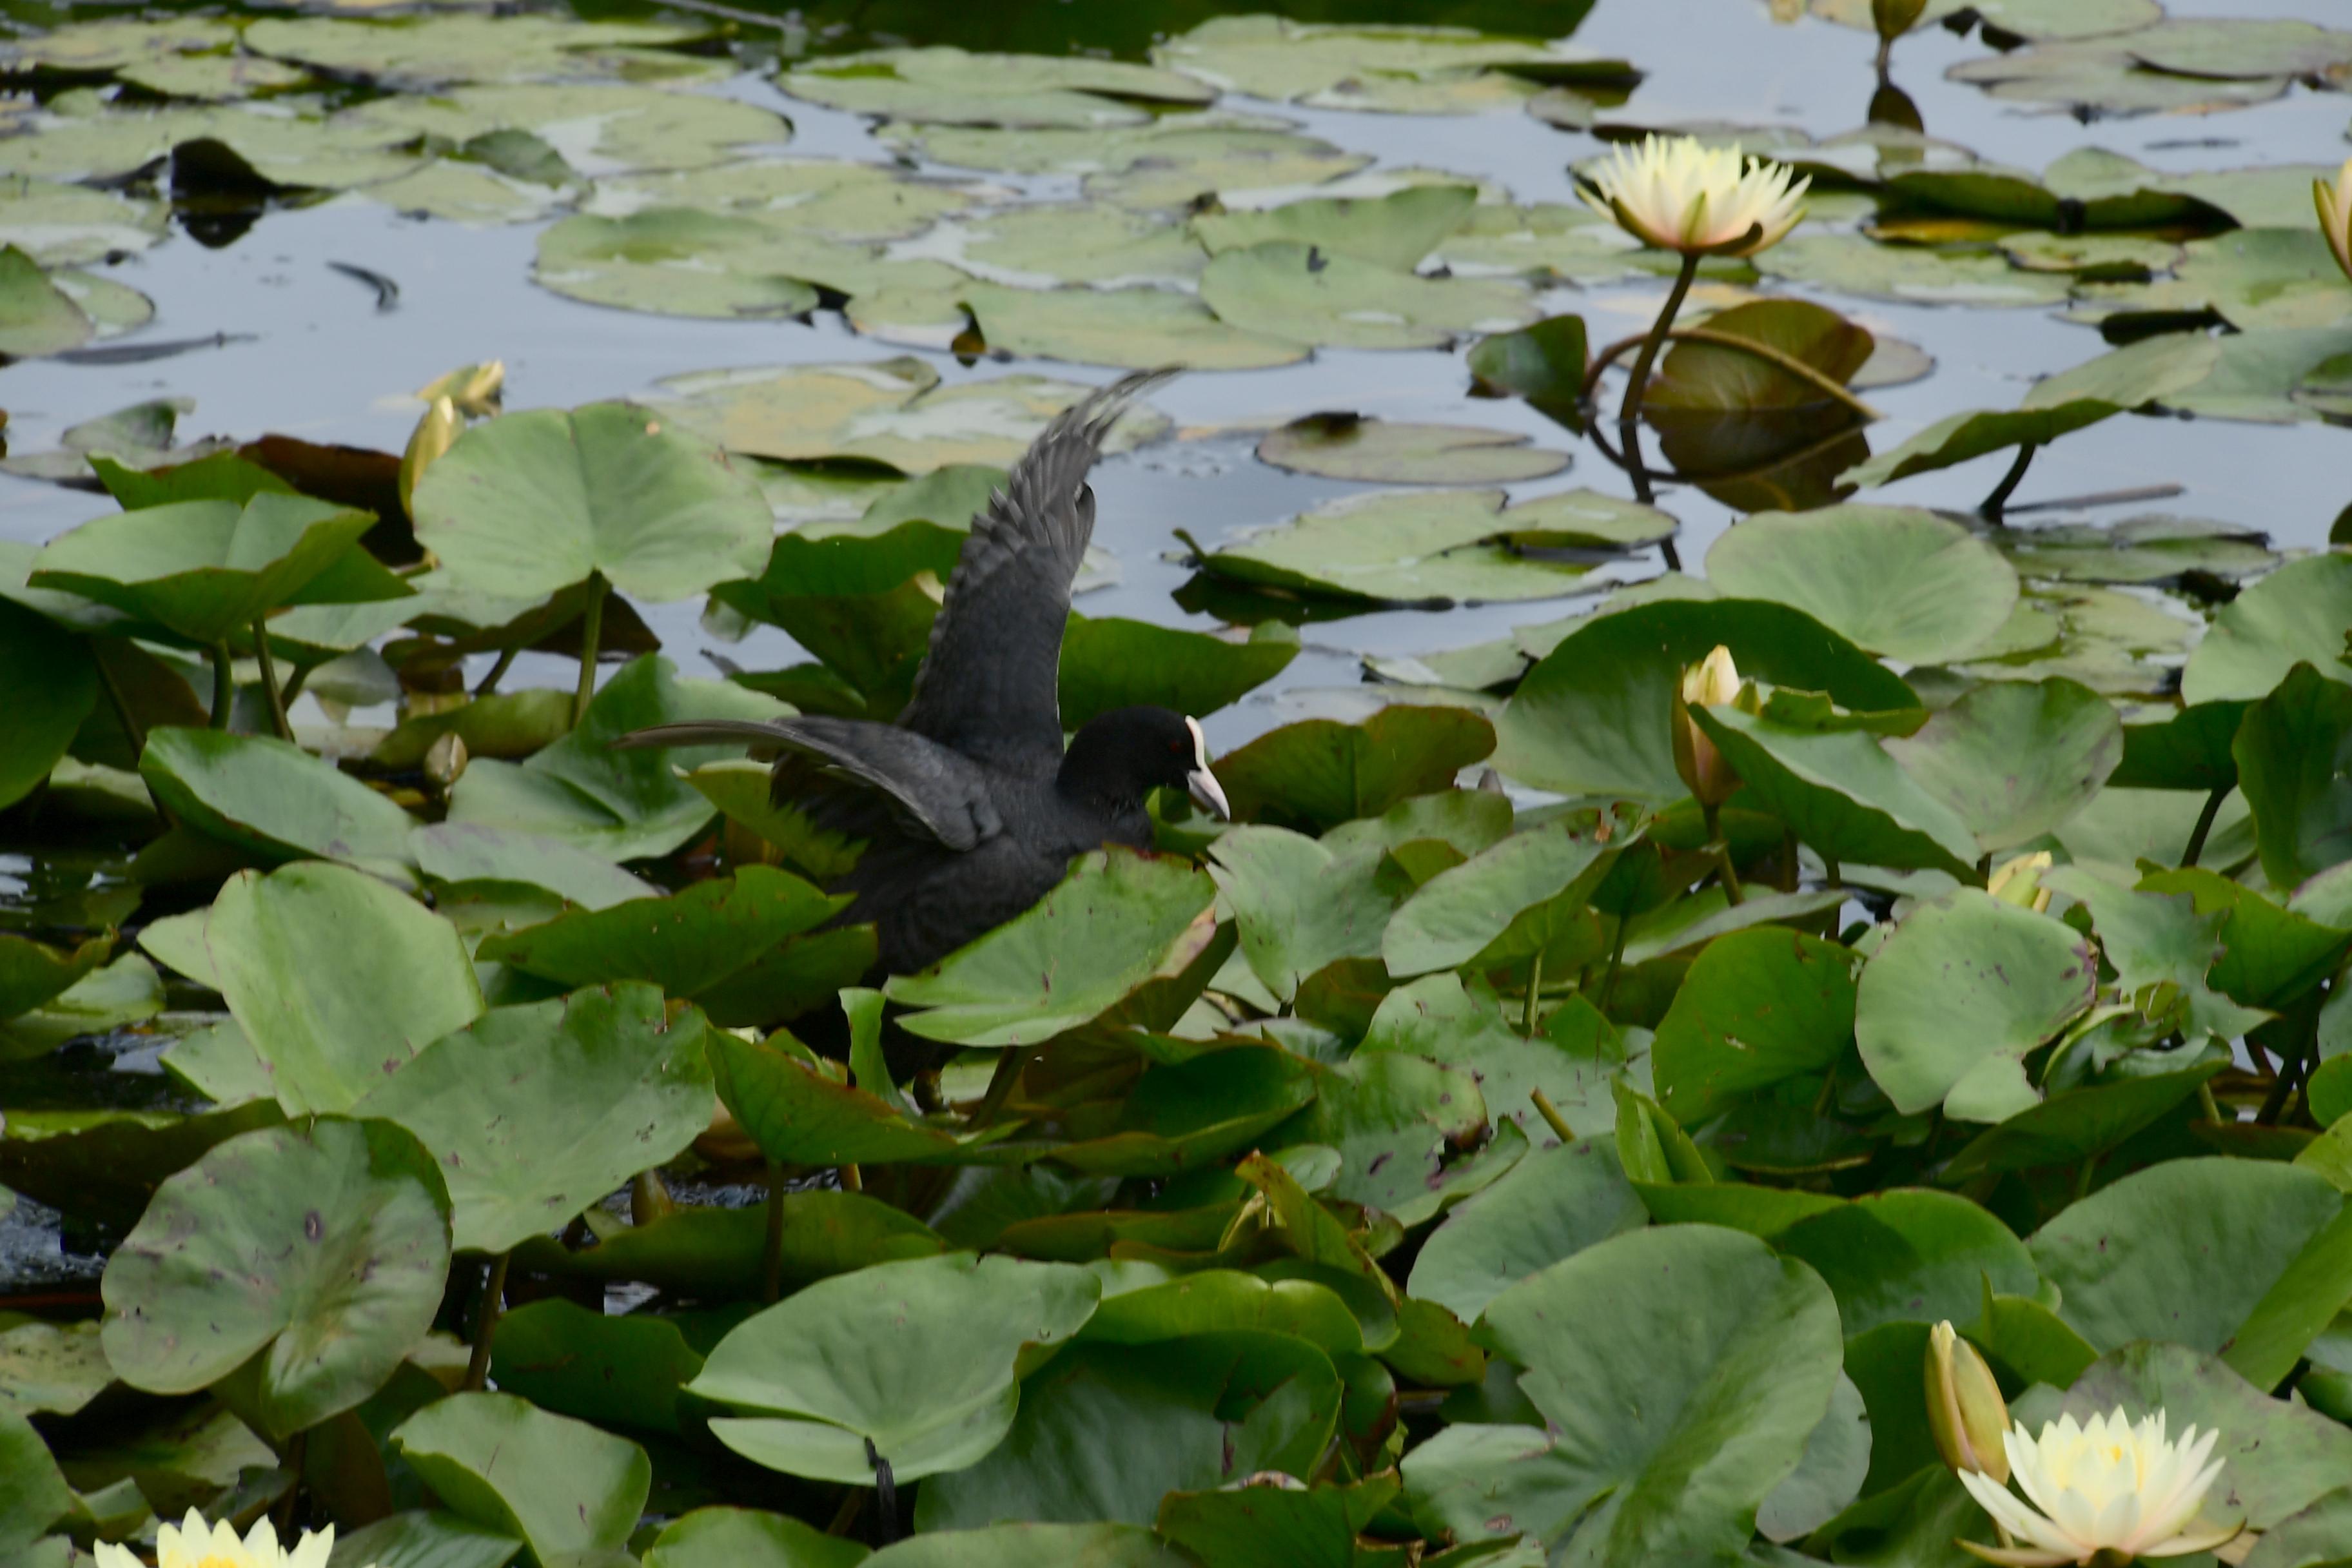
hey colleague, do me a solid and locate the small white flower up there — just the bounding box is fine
[95,1510,360,1568]
[2314,155,2352,284]
[1580,135,1810,258]
[1957,1408,2239,1567]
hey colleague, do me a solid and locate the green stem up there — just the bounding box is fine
[972,1046,1031,1129]
[2182,785,2228,869]
[474,646,518,697]
[1702,801,1745,906]
[762,1161,786,1305]
[1522,950,1544,1037]
[2197,1083,2225,1126]
[1618,251,1705,429]
[464,1252,509,1391]
[2073,1150,2101,1202]
[208,642,236,730]
[1599,919,1630,1012]
[1530,1087,1576,1144]
[273,1427,308,1536]
[252,620,293,741]
[571,571,607,729]
[1979,443,2039,520]
[1580,325,1881,424]
[1781,828,1801,894]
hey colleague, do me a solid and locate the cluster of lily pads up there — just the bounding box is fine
[5,0,2352,1565]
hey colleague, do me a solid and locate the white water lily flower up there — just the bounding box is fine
[95,1510,360,1568]
[1957,1408,2238,1567]
[2315,155,2352,283]
[1581,135,1810,258]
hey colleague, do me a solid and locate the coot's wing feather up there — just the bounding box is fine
[896,368,1174,770]
[611,717,1001,851]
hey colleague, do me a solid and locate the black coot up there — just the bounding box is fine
[614,369,1228,1026]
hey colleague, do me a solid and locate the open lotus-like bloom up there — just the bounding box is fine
[2315,155,2352,283]
[95,1511,356,1568]
[1582,135,1810,258]
[1957,1409,2237,1567]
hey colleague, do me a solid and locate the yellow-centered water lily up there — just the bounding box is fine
[95,1511,360,1568]
[1671,644,1742,808]
[1987,851,2054,913]
[400,394,461,516]
[1957,1409,2237,1567]
[1926,1321,2010,1482]
[416,358,506,419]
[2315,155,2352,284]
[1581,135,1810,259]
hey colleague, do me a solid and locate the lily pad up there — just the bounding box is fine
[2181,553,2352,705]
[1193,184,1477,270]
[352,983,714,1255]
[1855,889,2097,1121]
[244,14,712,88]
[389,1391,650,1562]
[476,866,842,998]
[1200,240,1534,351]
[1705,506,2018,665]
[1947,36,2296,115]
[1755,233,2072,308]
[0,181,168,267]
[687,1252,1099,1484]
[643,1508,868,1568]
[99,1117,452,1438]
[2235,665,2352,892]
[1195,489,1613,607]
[945,281,1310,371]
[1153,17,1623,115]
[140,729,419,880]
[1382,816,1617,978]
[1060,618,1295,732]
[1651,930,1859,1125]
[781,47,1209,130]
[1883,677,2122,852]
[888,850,1217,1048]
[1207,827,1406,1003]
[1256,415,1567,484]
[1407,1138,1643,1321]
[882,115,1371,211]
[1215,707,1496,833]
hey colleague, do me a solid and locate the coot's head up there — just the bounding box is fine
[1061,705,1230,821]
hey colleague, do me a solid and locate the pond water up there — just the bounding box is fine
[2,0,2345,758]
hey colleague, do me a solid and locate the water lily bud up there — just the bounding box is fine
[423,730,468,790]
[1926,1320,2010,1484]
[400,395,460,516]
[2315,156,2352,284]
[1872,0,1930,41]
[416,359,506,419]
[1581,135,1810,259]
[1988,850,2053,912]
[1672,645,1741,808]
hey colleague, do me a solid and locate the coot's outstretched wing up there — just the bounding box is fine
[896,368,1174,771]
[611,717,1001,851]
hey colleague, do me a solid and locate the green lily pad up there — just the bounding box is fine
[1255,415,1567,484]
[1883,146,2230,233]
[351,984,714,1255]
[1493,593,1916,801]
[1059,618,1295,732]
[651,357,1167,474]
[0,14,240,70]
[888,850,1217,1048]
[0,244,97,358]
[410,823,658,910]
[99,1117,452,1439]
[1,1410,79,1556]
[0,1318,112,1419]
[389,1391,651,1562]
[1200,240,1534,351]
[1411,1225,1843,1561]
[351,83,787,176]
[781,47,1209,130]
[0,181,168,267]
[1407,1138,1643,1321]
[1755,233,2072,307]
[533,208,825,320]
[1193,184,1476,270]
[412,402,770,603]
[2029,1159,2347,1375]
[1692,704,1982,879]
[513,1191,943,1298]
[2124,17,2352,79]
[687,1252,1099,1484]
[1810,0,2159,39]
[944,280,1310,371]
[863,1525,1183,1568]
[316,1513,522,1568]
[1195,489,1615,607]
[1153,16,1622,114]
[1774,1189,2038,1337]
[30,490,391,647]
[1855,888,2097,1121]
[204,859,485,1117]
[643,1507,868,1568]
[490,1298,704,1436]
[1217,707,1496,833]
[1705,505,2017,664]
[1998,514,2278,587]
[709,1027,976,1166]
[1207,827,1404,1003]
[1943,1064,2227,1181]
[476,866,842,997]
[1157,1474,1403,1568]
[1651,930,1859,1125]
[1883,677,2122,852]
[596,159,972,240]
[1382,816,1616,978]
[2234,664,2352,892]
[0,601,95,815]
[1842,333,2223,488]
[244,14,712,88]
[2182,553,2352,705]
[1947,36,2295,115]
[139,729,419,880]
[882,115,1371,211]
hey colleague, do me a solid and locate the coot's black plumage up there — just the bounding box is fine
[614,368,1228,992]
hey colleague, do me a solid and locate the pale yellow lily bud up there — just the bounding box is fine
[1988,850,2053,913]
[2315,157,2352,284]
[422,730,468,790]
[1926,1320,2010,1484]
[416,360,506,419]
[1872,0,1930,41]
[1672,645,1741,808]
[400,395,460,517]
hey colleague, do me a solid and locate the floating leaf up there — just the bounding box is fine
[1059,617,1295,732]
[1651,930,1859,1125]
[476,866,842,997]
[1208,827,1404,1003]
[1407,1138,1643,1321]
[1193,184,1476,270]
[1855,889,2097,1121]
[1200,240,1534,351]
[244,14,712,88]
[1216,707,1496,833]
[490,1300,703,1438]
[513,1190,943,1298]
[1692,705,1981,879]
[862,1525,1183,1568]
[687,1252,1099,1484]
[642,1507,868,1568]
[99,1117,452,1438]
[1756,233,2072,307]
[1883,677,2123,852]
[947,280,1310,371]
[1255,415,1567,485]
[389,1391,651,1562]
[1153,16,1623,114]
[2180,553,2352,705]
[1704,505,2017,665]
[141,729,419,880]
[1947,36,2295,115]
[2235,664,2352,892]
[781,47,1210,129]
[1382,816,1616,978]
[1195,489,1614,607]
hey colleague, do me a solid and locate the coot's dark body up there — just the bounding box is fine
[617,369,1225,1010]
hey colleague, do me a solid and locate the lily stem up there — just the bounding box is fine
[1522,951,1543,1037]
[972,1046,1030,1128]
[762,1161,786,1305]
[252,620,293,741]
[1530,1086,1576,1144]
[1701,801,1745,906]
[2198,1083,2226,1126]
[1582,325,1882,423]
[1979,443,2039,520]
[273,1429,308,1536]
[2182,785,2228,869]
[1617,251,1706,429]
[571,571,607,729]
[1599,919,1630,1012]
[2073,1150,2101,1202]
[464,1252,509,1391]
[208,642,236,730]
[474,646,518,697]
